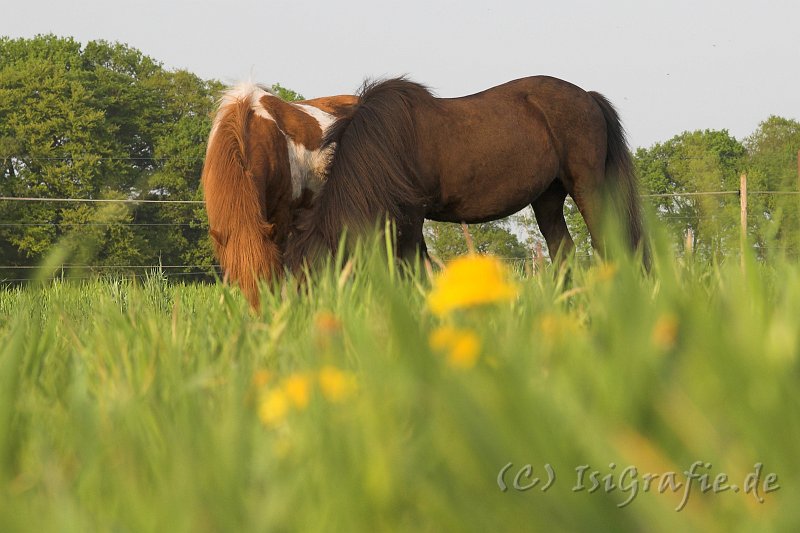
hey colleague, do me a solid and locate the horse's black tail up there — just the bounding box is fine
[588,92,647,265]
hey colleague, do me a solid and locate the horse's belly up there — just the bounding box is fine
[429,169,553,223]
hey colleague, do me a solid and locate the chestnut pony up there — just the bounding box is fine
[202,83,357,307]
[287,76,645,268]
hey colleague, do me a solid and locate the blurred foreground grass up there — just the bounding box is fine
[0,237,798,532]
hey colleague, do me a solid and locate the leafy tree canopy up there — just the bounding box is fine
[424,220,529,262]
[1,35,798,277]
[0,35,221,276]
[270,83,304,102]
[634,129,747,258]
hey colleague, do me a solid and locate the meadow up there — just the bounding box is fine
[0,231,798,532]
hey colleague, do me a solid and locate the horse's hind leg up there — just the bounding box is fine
[396,213,429,264]
[532,180,574,262]
[569,166,606,257]
[560,153,608,257]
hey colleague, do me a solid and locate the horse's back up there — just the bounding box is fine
[439,76,608,170]
[446,75,583,99]
[301,95,359,117]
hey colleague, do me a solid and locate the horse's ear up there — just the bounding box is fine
[209,229,228,246]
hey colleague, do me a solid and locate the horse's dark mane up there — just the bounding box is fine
[288,77,438,268]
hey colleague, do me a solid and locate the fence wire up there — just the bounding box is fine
[1,188,800,283]
[0,196,203,204]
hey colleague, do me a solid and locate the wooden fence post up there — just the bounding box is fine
[740,173,747,268]
[685,227,694,256]
[460,222,475,254]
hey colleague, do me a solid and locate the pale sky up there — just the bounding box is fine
[3,0,798,149]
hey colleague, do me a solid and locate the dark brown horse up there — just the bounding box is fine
[286,76,645,269]
[202,83,357,308]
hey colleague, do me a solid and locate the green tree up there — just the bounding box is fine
[0,35,122,275]
[424,220,528,262]
[744,116,800,257]
[634,130,746,259]
[0,35,221,279]
[271,83,304,102]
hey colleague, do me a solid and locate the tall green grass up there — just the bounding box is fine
[0,236,798,532]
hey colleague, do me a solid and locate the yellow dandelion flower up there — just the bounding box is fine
[538,312,578,342]
[258,388,289,427]
[593,262,618,283]
[539,313,560,340]
[652,313,679,351]
[428,325,459,352]
[315,310,342,334]
[446,330,481,370]
[252,369,271,388]
[283,373,312,409]
[318,366,358,403]
[429,325,482,370]
[427,254,518,316]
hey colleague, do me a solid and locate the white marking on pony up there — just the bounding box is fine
[213,82,340,200]
[295,103,337,131]
[207,83,280,165]
[287,139,335,199]
[219,82,279,124]
[286,104,338,199]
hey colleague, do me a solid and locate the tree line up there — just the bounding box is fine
[1,35,799,280]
